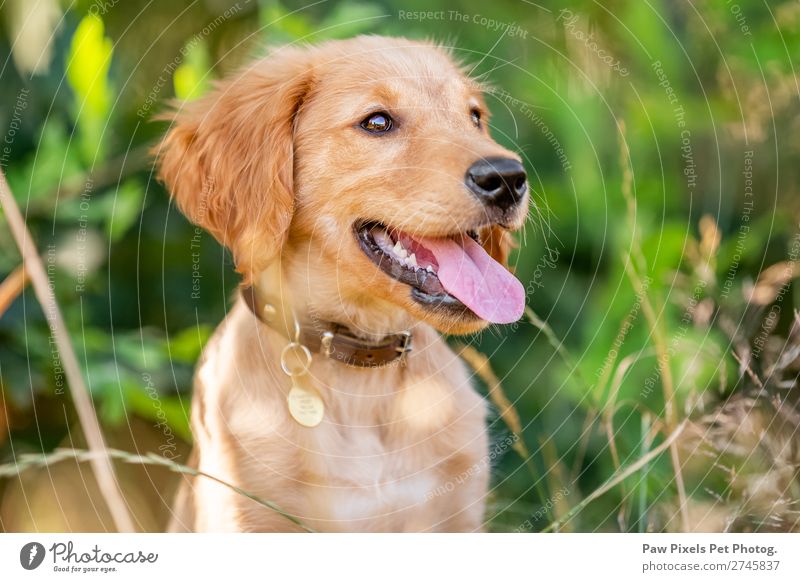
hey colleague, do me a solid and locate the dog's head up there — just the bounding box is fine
[158,36,528,335]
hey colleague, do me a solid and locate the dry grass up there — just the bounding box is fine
[0,167,135,532]
[0,447,315,532]
[0,265,28,318]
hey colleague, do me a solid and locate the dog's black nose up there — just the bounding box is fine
[465,157,527,211]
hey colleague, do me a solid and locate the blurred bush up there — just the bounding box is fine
[0,0,798,532]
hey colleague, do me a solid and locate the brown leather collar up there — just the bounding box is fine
[241,286,412,368]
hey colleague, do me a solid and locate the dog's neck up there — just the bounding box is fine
[248,263,414,368]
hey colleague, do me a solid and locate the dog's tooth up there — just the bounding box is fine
[392,240,407,259]
[407,253,417,268]
[426,265,434,273]
[374,230,392,248]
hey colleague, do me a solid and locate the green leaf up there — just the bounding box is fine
[173,40,211,102]
[258,0,313,41]
[84,360,129,425]
[65,13,114,162]
[114,332,168,373]
[317,3,385,39]
[107,180,145,242]
[169,325,213,363]
[5,118,84,203]
[124,384,192,443]
[66,13,113,117]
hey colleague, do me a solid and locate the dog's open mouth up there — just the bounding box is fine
[355,222,525,324]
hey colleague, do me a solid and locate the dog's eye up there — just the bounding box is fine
[361,112,393,133]
[470,109,482,128]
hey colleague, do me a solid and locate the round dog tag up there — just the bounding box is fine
[287,374,324,427]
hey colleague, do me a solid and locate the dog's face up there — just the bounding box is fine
[158,37,528,335]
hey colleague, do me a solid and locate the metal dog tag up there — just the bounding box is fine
[287,373,324,427]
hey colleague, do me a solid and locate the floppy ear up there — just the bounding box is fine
[483,225,516,269]
[156,48,313,283]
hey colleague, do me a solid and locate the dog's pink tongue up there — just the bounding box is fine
[413,234,525,324]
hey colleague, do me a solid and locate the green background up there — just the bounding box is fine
[1,0,798,532]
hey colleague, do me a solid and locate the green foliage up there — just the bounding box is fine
[1,0,798,532]
[65,13,114,163]
[173,40,211,101]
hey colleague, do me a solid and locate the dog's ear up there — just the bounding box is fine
[483,225,516,269]
[156,48,313,283]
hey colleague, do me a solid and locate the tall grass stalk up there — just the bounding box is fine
[0,167,135,533]
[637,413,654,532]
[458,344,556,524]
[618,122,690,532]
[541,421,687,532]
[524,307,602,488]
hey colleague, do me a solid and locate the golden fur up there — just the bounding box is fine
[157,36,528,532]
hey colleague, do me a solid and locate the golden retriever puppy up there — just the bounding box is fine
[157,35,529,532]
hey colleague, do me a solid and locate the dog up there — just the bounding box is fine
[157,35,529,532]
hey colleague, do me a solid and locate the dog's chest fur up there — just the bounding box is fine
[189,302,489,532]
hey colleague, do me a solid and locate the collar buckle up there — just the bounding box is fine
[396,331,412,362]
[320,329,335,358]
